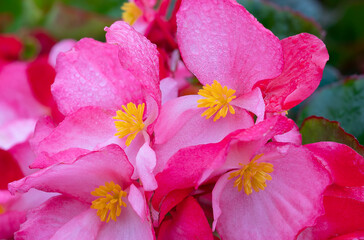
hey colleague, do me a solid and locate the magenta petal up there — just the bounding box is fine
[105,21,161,108]
[158,197,213,240]
[305,142,364,187]
[263,33,329,112]
[15,195,89,240]
[52,38,143,115]
[135,143,158,191]
[0,211,26,239]
[9,145,133,203]
[213,144,330,240]
[177,0,283,94]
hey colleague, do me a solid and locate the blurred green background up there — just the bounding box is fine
[1,0,364,144]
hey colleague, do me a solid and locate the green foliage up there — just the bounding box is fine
[298,77,364,144]
[300,116,364,156]
[237,0,323,39]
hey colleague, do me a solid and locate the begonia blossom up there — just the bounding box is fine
[9,144,154,240]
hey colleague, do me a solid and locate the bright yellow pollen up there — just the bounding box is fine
[113,102,145,146]
[228,154,274,195]
[91,181,127,223]
[197,80,237,121]
[121,2,143,25]
[0,205,5,214]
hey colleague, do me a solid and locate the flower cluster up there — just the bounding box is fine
[1,0,363,239]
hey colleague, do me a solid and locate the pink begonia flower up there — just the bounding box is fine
[152,116,331,239]
[298,142,364,239]
[9,144,154,240]
[152,0,328,171]
[0,143,56,239]
[34,21,162,191]
[157,196,213,240]
[48,39,77,67]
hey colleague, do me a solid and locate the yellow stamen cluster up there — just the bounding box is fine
[197,80,237,121]
[113,102,145,146]
[121,2,143,25]
[228,154,274,195]
[91,181,127,223]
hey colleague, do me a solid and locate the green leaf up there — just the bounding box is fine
[237,0,323,39]
[60,0,127,18]
[300,116,364,156]
[298,77,364,144]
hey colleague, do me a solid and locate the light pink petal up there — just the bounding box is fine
[177,0,283,95]
[262,33,329,112]
[9,145,133,203]
[135,143,158,191]
[160,77,178,104]
[128,184,148,222]
[231,87,265,122]
[96,198,154,240]
[32,107,116,168]
[30,116,55,151]
[15,195,89,240]
[158,196,213,240]
[105,21,161,110]
[51,209,101,240]
[9,141,37,175]
[0,118,37,150]
[154,95,254,171]
[52,38,143,115]
[305,142,364,187]
[48,39,76,67]
[213,144,330,240]
[0,62,47,126]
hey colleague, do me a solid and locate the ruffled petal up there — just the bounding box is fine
[177,0,283,94]
[262,33,329,112]
[9,145,133,203]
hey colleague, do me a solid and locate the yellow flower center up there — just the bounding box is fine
[228,154,274,195]
[113,102,145,146]
[0,205,5,214]
[91,181,127,223]
[121,2,143,25]
[197,80,237,121]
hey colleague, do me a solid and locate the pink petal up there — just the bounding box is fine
[273,122,302,145]
[9,145,133,203]
[136,143,158,191]
[31,107,115,168]
[0,211,26,239]
[176,0,283,95]
[9,141,37,176]
[0,119,37,150]
[262,33,329,112]
[15,195,89,240]
[96,198,154,240]
[305,142,364,187]
[50,208,101,240]
[160,77,178,104]
[0,62,47,125]
[105,21,161,110]
[128,184,149,222]
[158,196,213,240]
[213,144,330,240]
[231,87,265,122]
[154,95,254,171]
[52,38,143,115]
